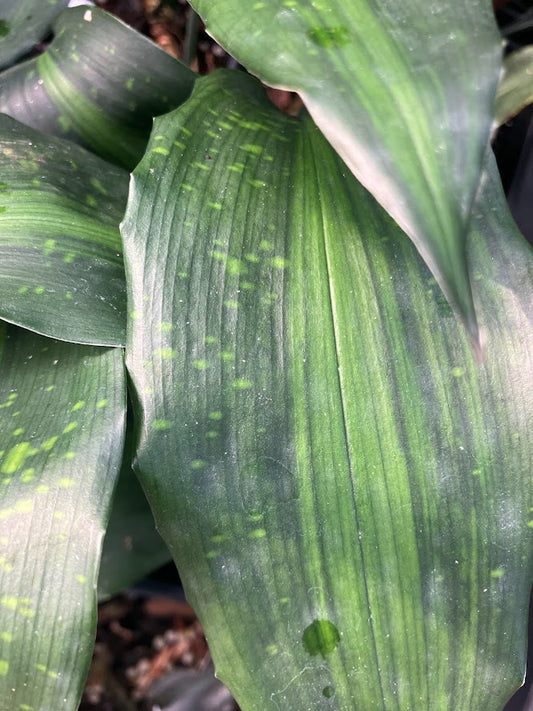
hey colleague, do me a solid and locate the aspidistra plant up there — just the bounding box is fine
[0,3,531,711]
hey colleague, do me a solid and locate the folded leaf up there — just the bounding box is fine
[124,71,533,710]
[0,323,126,711]
[0,6,196,169]
[0,0,69,70]
[0,114,128,346]
[189,0,503,350]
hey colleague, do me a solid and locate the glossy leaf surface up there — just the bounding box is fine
[0,6,196,169]
[124,72,533,710]
[0,323,126,711]
[189,0,503,349]
[0,114,128,346]
[0,0,69,70]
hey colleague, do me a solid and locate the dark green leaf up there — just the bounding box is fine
[98,436,171,601]
[0,0,69,70]
[0,6,196,169]
[0,114,128,346]
[189,0,503,349]
[123,71,533,709]
[0,323,126,710]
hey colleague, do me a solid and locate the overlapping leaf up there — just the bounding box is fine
[0,6,196,169]
[0,114,128,346]
[496,46,533,125]
[0,323,126,711]
[0,0,69,70]
[189,0,503,350]
[123,71,532,710]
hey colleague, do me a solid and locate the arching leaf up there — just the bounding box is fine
[0,114,127,346]
[189,0,503,350]
[0,6,196,169]
[123,71,532,710]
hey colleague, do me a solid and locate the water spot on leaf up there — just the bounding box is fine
[322,685,335,699]
[0,20,10,37]
[302,619,340,658]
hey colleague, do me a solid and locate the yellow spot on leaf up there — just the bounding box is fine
[71,401,85,412]
[193,360,209,370]
[153,420,172,431]
[0,660,8,676]
[59,478,75,488]
[249,528,267,539]
[155,347,177,359]
[233,379,253,390]
[76,574,87,584]
[190,460,206,470]
[62,422,78,434]
[1,442,31,474]
[41,436,58,451]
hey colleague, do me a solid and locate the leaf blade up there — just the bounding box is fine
[123,71,532,709]
[0,324,126,710]
[189,0,503,348]
[0,6,196,169]
[0,115,128,346]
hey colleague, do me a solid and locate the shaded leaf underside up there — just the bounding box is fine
[0,0,69,71]
[123,71,533,710]
[0,323,126,711]
[189,0,503,350]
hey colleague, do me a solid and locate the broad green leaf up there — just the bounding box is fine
[495,46,533,125]
[123,72,532,710]
[0,6,196,169]
[0,114,128,346]
[188,0,503,350]
[0,323,126,711]
[0,0,69,70]
[98,435,171,601]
